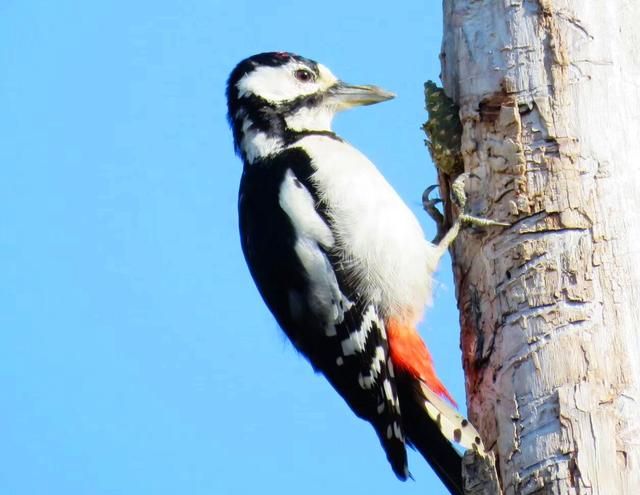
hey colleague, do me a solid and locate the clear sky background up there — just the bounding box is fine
[1,1,466,494]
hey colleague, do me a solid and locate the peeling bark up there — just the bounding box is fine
[463,450,502,495]
[440,1,640,493]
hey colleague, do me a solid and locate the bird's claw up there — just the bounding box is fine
[451,173,510,229]
[459,213,511,228]
[423,184,446,243]
[429,173,510,262]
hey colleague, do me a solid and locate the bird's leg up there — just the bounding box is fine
[453,173,510,229]
[431,173,510,262]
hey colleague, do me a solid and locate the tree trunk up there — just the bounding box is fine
[440,1,640,493]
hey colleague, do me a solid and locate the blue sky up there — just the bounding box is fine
[1,1,465,493]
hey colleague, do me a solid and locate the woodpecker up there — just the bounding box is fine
[227,52,484,494]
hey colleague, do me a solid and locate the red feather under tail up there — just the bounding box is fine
[386,317,456,407]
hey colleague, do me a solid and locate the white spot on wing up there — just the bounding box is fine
[279,170,352,335]
[358,374,375,389]
[382,378,400,412]
[369,346,385,376]
[393,422,403,440]
[383,379,395,403]
[340,304,377,356]
[387,359,395,378]
[279,169,333,248]
[356,346,388,390]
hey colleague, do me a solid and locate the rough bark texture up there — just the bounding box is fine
[462,450,502,495]
[440,1,640,493]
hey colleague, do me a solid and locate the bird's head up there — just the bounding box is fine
[226,52,394,163]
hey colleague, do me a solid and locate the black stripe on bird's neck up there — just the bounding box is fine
[229,93,341,160]
[287,129,341,143]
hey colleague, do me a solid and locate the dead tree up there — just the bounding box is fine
[433,1,640,493]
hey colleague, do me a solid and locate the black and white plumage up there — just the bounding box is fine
[227,52,483,494]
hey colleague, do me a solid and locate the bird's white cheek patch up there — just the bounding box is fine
[236,62,324,103]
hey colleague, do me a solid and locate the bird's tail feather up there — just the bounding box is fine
[419,381,485,454]
[397,378,485,495]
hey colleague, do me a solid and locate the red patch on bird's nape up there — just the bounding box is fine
[274,51,291,60]
[387,317,457,407]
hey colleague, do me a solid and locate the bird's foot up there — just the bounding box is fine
[451,173,510,229]
[430,173,510,261]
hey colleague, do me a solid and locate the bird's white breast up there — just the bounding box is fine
[295,135,440,321]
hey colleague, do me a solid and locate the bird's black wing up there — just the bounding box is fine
[238,146,408,478]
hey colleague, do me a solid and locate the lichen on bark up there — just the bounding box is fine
[423,80,464,178]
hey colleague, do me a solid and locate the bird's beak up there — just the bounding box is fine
[326,81,395,110]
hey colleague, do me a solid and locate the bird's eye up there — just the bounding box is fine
[294,69,314,83]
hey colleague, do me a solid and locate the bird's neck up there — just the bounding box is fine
[231,100,336,164]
